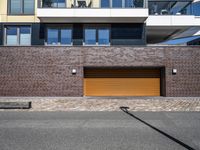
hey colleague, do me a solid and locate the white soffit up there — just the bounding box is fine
[147,16,200,26]
[37,8,148,22]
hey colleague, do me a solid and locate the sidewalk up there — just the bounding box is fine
[0,97,200,111]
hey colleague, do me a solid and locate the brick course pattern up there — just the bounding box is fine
[0,46,199,97]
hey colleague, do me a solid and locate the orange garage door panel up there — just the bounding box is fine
[84,78,160,96]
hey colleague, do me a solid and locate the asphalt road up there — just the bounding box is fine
[0,111,200,150]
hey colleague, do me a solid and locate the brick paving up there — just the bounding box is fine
[0,97,200,111]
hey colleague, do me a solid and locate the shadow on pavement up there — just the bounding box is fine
[120,106,195,150]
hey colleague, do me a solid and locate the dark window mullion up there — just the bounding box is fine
[58,28,61,45]
[17,27,20,45]
[56,0,58,7]
[21,0,24,14]
[96,28,98,45]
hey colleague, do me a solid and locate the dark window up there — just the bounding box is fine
[112,0,122,7]
[61,29,72,45]
[148,1,193,15]
[125,0,135,7]
[6,27,18,45]
[47,28,59,45]
[5,26,31,45]
[84,28,96,45]
[20,26,31,45]
[24,0,35,14]
[9,0,34,15]
[98,29,110,45]
[192,1,200,16]
[111,24,143,39]
[46,27,72,45]
[101,0,110,8]
[43,0,66,8]
[84,26,110,45]
[10,0,21,14]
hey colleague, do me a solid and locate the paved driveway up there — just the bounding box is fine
[0,111,200,150]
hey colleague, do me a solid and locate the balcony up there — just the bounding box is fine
[37,0,148,23]
[148,0,193,15]
[146,0,200,26]
[146,0,200,43]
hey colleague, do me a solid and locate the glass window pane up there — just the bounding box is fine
[192,2,200,16]
[61,29,72,45]
[47,28,59,45]
[24,0,34,14]
[57,0,66,7]
[52,0,58,7]
[101,0,110,8]
[112,0,122,8]
[98,29,109,45]
[85,29,96,45]
[6,27,18,45]
[111,24,142,39]
[20,27,31,45]
[10,0,21,14]
[43,0,53,7]
[125,0,134,8]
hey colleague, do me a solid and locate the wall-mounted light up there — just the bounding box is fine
[172,69,177,75]
[72,69,77,75]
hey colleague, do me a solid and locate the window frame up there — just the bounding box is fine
[4,25,32,46]
[8,0,35,15]
[42,0,66,8]
[101,0,133,8]
[83,24,111,46]
[101,0,111,8]
[45,25,73,46]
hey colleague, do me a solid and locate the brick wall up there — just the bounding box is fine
[0,46,199,97]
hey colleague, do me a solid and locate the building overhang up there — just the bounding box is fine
[146,15,200,26]
[37,8,149,23]
[146,15,200,43]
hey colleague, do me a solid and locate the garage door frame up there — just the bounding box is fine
[84,67,166,97]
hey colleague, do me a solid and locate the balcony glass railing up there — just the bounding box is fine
[38,0,147,8]
[148,0,194,15]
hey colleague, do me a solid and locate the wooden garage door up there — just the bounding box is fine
[84,68,161,96]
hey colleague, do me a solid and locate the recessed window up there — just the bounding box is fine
[46,27,72,45]
[98,29,110,45]
[9,0,34,15]
[43,0,66,8]
[20,27,31,45]
[84,26,110,46]
[5,26,31,46]
[101,0,136,8]
[6,27,18,45]
[101,0,110,8]
[85,29,96,45]
[125,0,135,7]
[61,29,72,45]
[112,0,123,7]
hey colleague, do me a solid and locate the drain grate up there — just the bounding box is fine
[0,102,31,109]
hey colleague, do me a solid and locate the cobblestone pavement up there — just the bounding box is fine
[0,97,200,111]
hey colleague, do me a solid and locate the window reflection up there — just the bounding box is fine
[85,29,96,45]
[47,28,72,45]
[5,26,31,46]
[149,1,193,15]
[98,29,110,45]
